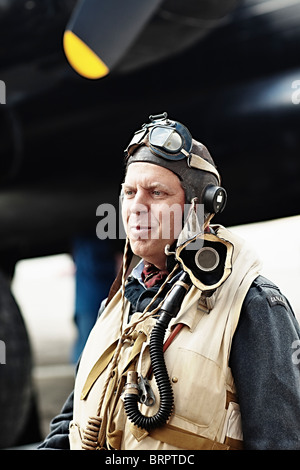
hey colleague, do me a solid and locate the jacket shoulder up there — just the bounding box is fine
[243,275,295,317]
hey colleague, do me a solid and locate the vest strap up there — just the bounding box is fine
[81,332,147,400]
[81,340,118,400]
[149,423,242,450]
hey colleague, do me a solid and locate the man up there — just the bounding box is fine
[39,113,300,450]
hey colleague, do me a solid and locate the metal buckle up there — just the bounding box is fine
[138,375,156,407]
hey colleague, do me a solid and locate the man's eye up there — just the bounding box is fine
[152,190,164,197]
[124,189,134,197]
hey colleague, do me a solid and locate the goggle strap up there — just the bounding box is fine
[189,153,221,184]
[126,139,221,183]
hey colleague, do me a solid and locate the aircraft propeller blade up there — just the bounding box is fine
[63,0,163,79]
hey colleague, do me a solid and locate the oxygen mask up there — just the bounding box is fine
[172,199,233,292]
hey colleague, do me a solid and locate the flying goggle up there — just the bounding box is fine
[125,112,221,185]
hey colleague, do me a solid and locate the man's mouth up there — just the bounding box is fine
[129,225,155,239]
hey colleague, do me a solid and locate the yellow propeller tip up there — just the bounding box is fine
[63,30,109,79]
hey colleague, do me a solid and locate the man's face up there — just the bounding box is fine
[122,162,185,269]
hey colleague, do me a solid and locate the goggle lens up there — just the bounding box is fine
[150,127,182,153]
[125,114,193,162]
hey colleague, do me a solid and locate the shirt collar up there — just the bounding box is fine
[131,259,145,286]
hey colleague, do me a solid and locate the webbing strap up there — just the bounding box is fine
[81,332,147,400]
[150,423,242,450]
[189,153,221,184]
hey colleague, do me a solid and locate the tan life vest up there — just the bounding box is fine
[69,226,262,450]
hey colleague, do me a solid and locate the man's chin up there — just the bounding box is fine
[128,237,172,266]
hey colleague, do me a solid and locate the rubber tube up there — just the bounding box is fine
[124,272,190,431]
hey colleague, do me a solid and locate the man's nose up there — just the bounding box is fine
[130,189,149,214]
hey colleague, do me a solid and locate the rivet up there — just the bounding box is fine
[172,376,178,383]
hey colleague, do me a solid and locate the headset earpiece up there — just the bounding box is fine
[202,184,227,214]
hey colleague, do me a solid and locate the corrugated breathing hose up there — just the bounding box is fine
[124,271,191,431]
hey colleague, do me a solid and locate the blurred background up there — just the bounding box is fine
[0,0,299,448]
